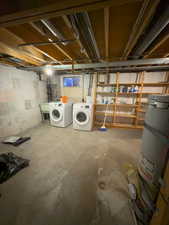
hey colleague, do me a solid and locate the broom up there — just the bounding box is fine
[99,103,109,131]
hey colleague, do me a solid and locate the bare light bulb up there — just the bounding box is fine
[44,65,53,76]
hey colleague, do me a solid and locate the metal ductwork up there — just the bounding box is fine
[18,39,75,47]
[68,12,100,61]
[57,65,169,74]
[132,2,169,58]
[17,57,169,72]
[94,65,169,73]
[41,19,67,45]
[18,65,169,73]
[0,53,23,64]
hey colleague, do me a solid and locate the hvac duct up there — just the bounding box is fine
[69,12,100,61]
[17,57,169,72]
[132,3,169,58]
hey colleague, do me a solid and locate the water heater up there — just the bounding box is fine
[139,94,169,185]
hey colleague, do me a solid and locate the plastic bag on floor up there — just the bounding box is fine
[0,152,29,184]
[3,136,31,146]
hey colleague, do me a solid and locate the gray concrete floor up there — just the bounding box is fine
[0,122,142,225]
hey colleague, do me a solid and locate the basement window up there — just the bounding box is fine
[63,77,80,87]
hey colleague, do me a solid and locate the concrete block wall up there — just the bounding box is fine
[0,65,47,137]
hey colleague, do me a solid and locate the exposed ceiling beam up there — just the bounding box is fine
[29,22,62,64]
[84,12,100,60]
[0,27,46,64]
[21,57,169,71]
[52,43,73,61]
[0,58,22,67]
[62,15,89,58]
[18,39,75,47]
[41,19,67,45]
[0,42,41,65]
[132,2,169,58]
[30,22,46,36]
[122,0,160,59]
[144,32,169,58]
[20,51,46,63]
[122,0,151,58]
[69,12,100,61]
[32,20,73,61]
[34,47,62,64]
[0,0,143,27]
[104,7,109,60]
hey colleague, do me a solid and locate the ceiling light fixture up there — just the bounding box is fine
[44,65,53,76]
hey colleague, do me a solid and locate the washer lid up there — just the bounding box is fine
[51,108,63,122]
[75,111,90,125]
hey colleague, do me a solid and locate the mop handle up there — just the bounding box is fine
[103,103,109,126]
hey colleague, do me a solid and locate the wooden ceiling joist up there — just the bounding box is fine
[62,15,89,59]
[122,0,160,59]
[0,42,41,66]
[0,0,143,27]
[0,58,21,67]
[104,7,109,60]
[52,43,73,61]
[0,27,49,66]
[144,33,169,58]
[29,21,73,62]
[0,27,45,60]
[7,23,67,63]
[34,47,62,64]
[0,0,168,66]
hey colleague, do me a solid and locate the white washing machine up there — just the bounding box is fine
[73,103,93,131]
[49,102,73,127]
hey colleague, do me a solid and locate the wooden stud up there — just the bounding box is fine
[123,0,160,58]
[113,72,119,125]
[52,43,73,61]
[144,33,169,58]
[92,72,98,128]
[162,72,169,94]
[33,47,62,64]
[104,7,109,60]
[72,61,74,74]
[29,22,73,62]
[0,0,143,27]
[0,27,46,66]
[62,15,89,59]
[0,41,41,66]
[135,71,144,126]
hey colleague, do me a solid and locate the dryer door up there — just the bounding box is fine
[51,108,63,122]
[74,111,90,125]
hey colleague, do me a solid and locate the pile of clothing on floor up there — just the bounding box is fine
[0,152,29,184]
